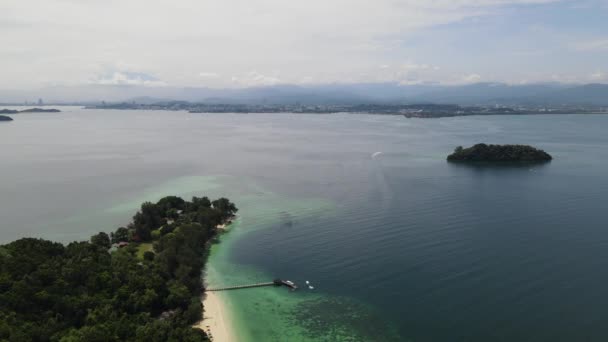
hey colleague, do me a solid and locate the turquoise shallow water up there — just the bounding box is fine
[2,109,608,341]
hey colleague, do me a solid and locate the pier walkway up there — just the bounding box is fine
[206,279,297,292]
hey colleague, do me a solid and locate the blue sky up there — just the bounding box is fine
[397,1,608,84]
[1,0,607,89]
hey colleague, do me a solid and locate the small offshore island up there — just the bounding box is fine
[0,115,13,121]
[20,108,61,113]
[0,108,61,114]
[448,144,553,163]
[0,195,237,341]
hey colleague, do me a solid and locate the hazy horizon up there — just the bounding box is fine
[4,81,608,106]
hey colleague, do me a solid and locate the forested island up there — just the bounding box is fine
[19,108,61,113]
[447,144,553,163]
[0,108,61,114]
[0,195,237,341]
[0,115,13,121]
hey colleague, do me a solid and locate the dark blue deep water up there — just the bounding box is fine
[1,109,608,341]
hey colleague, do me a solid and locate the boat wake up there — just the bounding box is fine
[371,152,383,159]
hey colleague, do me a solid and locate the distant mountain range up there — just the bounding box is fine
[2,82,608,106]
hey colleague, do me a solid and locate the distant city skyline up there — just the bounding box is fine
[1,0,608,91]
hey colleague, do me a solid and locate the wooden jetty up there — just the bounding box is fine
[207,279,297,292]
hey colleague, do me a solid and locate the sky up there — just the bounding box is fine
[1,0,608,90]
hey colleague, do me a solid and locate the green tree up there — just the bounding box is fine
[166,281,190,308]
[212,197,238,221]
[189,196,211,211]
[111,227,130,243]
[183,298,203,324]
[0,195,228,342]
[157,196,186,216]
[91,232,111,249]
[143,251,155,261]
[195,207,222,229]
[133,202,165,241]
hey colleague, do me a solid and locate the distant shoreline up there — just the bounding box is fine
[403,111,608,118]
[3,104,606,118]
[80,103,608,117]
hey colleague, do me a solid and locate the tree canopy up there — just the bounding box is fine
[0,195,237,341]
[447,144,553,163]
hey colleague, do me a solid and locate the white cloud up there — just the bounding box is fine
[539,70,608,84]
[91,71,167,87]
[400,62,437,71]
[463,73,482,83]
[574,39,608,51]
[392,62,442,84]
[548,73,593,84]
[199,72,220,79]
[231,71,282,87]
[326,60,481,85]
[299,76,315,84]
[590,71,607,81]
[339,60,442,84]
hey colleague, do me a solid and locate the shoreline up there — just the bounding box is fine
[216,215,236,230]
[196,217,238,341]
[196,291,236,342]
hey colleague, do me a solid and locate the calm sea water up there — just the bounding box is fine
[1,108,608,341]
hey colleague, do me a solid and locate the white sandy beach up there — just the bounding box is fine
[196,291,236,342]
[194,218,238,341]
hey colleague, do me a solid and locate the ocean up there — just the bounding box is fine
[1,108,608,341]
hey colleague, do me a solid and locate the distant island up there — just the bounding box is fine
[0,108,61,114]
[19,108,61,113]
[0,195,237,341]
[447,144,553,163]
[0,115,13,121]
